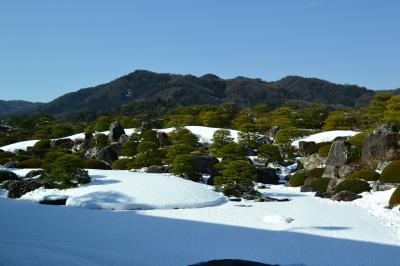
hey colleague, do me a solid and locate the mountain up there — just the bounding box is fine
[0,100,43,117]
[1,70,377,119]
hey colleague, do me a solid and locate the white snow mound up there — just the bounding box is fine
[292,130,359,147]
[20,170,225,210]
[263,214,294,225]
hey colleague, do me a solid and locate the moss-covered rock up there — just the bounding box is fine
[16,159,42,169]
[380,160,400,183]
[389,187,400,207]
[347,169,379,181]
[335,179,371,194]
[310,177,330,193]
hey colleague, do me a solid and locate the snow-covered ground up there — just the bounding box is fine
[1,173,399,265]
[292,130,359,147]
[17,170,225,210]
[0,126,239,152]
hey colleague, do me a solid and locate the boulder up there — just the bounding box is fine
[51,138,74,149]
[118,134,130,145]
[371,182,399,192]
[85,147,100,159]
[269,126,279,141]
[25,170,42,179]
[322,138,352,179]
[8,179,54,198]
[82,132,94,151]
[331,191,361,202]
[362,125,399,165]
[3,161,19,168]
[0,170,19,183]
[298,141,316,156]
[146,165,170,173]
[108,121,125,143]
[297,154,325,170]
[255,167,279,184]
[97,145,118,164]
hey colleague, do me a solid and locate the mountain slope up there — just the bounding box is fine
[2,70,376,118]
[0,100,43,117]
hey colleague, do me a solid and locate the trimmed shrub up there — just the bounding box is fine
[112,159,135,170]
[289,168,324,187]
[83,159,110,170]
[310,177,330,193]
[347,169,379,181]
[380,160,400,183]
[43,154,90,189]
[171,154,200,181]
[16,159,42,169]
[317,144,331,157]
[214,160,258,197]
[33,139,51,149]
[389,187,400,207]
[0,171,19,182]
[335,179,371,194]
[121,140,138,156]
[289,171,308,187]
[257,144,283,166]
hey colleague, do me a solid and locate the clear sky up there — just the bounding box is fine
[1,0,399,102]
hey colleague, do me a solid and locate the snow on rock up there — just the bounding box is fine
[292,130,360,147]
[263,214,294,225]
[20,170,225,210]
[0,140,40,152]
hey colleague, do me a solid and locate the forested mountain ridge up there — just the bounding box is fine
[0,70,381,118]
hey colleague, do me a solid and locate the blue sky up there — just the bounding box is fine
[1,0,399,102]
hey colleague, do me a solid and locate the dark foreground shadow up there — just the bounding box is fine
[0,197,399,266]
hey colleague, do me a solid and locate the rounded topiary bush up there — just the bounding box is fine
[289,171,308,187]
[388,187,400,207]
[335,179,371,194]
[33,139,51,149]
[347,169,379,181]
[0,170,19,182]
[82,159,110,170]
[16,159,42,168]
[317,144,331,157]
[310,177,330,193]
[112,159,134,170]
[380,160,400,183]
[12,154,31,162]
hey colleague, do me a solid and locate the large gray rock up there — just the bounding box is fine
[97,146,118,164]
[7,179,54,198]
[146,165,170,173]
[298,154,326,170]
[323,138,352,180]
[108,121,125,143]
[362,125,399,165]
[82,132,94,151]
[51,138,74,149]
[118,134,130,145]
[157,132,169,146]
[269,126,279,141]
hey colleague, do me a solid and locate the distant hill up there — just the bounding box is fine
[0,70,381,119]
[0,100,43,117]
